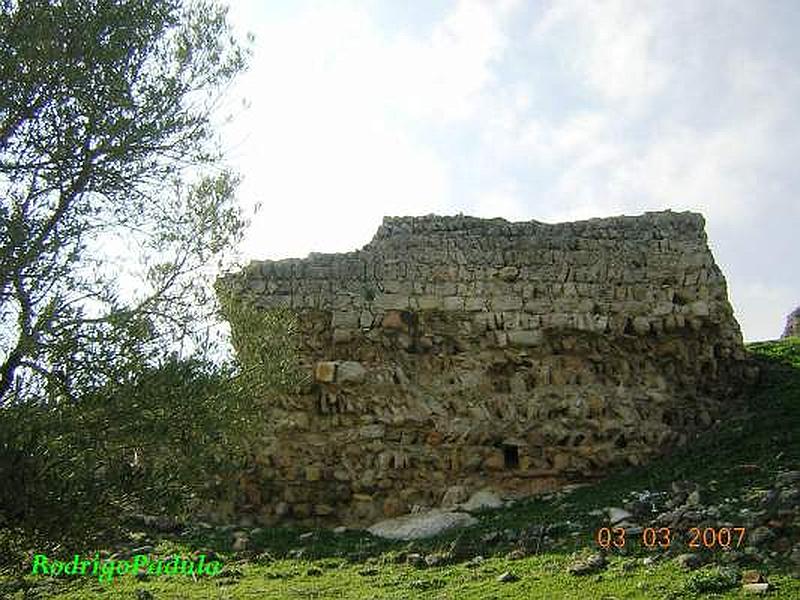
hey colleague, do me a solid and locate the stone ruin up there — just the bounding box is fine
[783,307,800,338]
[217,211,756,526]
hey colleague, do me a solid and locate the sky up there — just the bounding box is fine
[218,0,800,343]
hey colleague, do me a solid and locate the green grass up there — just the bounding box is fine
[3,338,800,599]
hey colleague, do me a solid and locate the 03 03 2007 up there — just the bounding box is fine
[595,526,747,550]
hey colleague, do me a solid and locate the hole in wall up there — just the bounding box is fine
[503,444,519,469]
[623,318,635,335]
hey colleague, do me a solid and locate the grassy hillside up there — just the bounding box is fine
[2,338,799,599]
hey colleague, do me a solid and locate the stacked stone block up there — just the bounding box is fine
[218,211,754,526]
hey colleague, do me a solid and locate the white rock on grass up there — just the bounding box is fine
[458,489,504,513]
[607,507,634,525]
[367,509,477,541]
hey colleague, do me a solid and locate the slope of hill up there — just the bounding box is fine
[3,338,799,599]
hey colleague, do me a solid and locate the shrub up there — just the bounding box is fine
[683,566,740,594]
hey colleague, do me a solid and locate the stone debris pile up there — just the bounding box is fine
[577,470,800,594]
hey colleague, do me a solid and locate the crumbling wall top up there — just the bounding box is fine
[368,210,705,245]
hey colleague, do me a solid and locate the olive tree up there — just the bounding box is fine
[0,0,249,404]
[0,0,267,547]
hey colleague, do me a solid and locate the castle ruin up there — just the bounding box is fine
[218,211,754,526]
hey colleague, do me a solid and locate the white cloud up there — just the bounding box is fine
[485,1,796,230]
[222,0,520,259]
[534,0,670,105]
[385,0,512,120]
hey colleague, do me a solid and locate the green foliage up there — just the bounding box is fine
[0,0,250,403]
[748,337,800,369]
[0,355,260,550]
[0,0,267,551]
[217,288,309,396]
[682,566,740,594]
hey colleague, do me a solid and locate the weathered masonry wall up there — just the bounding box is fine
[218,211,755,526]
[784,307,800,338]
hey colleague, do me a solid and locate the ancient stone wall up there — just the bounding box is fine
[783,307,800,338]
[218,211,755,526]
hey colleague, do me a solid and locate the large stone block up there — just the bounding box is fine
[367,509,477,540]
[492,296,523,311]
[373,294,410,310]
[689,300,710,317]
[632,316,651,335]
[507,330,543,347]
[360,424,385,439]
[465,296,487,311]
[314,362,337,383]
[337,361,367,383]
[497,266,519,282]
[443,296,464,311]
[332,329,352,344]
[416,295,440,310]
[332,310,360,328]
[314,360,366,383]
[381,310,405,330]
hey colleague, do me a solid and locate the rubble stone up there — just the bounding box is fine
[218,212,754,526]
[367,509,478,540]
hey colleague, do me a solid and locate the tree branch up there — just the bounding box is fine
[0,269,35,401]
